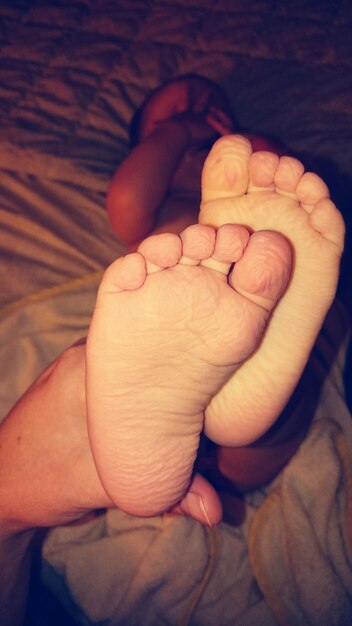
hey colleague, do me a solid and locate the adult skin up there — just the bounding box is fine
[0,343,112,626]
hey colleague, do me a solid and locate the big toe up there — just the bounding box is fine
[229,230,292,311]
[201,135,252,202]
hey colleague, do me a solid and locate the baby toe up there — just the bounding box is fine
[100,253,147,293]
[274,156,305,198]
[248,151,279,191]
[200,224,250,274]
[137,233,182,273]
[309,198,345,249]
[179,224,216,266]
[296,172,330,210]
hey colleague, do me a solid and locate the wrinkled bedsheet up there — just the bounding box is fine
[1,0,351,306]
[0,1,351,624]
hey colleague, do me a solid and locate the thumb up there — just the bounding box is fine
[170,473,222,527]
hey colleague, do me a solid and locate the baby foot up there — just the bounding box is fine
[86,223,292,520]
[199,135,345,446]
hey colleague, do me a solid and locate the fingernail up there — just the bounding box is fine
[187,491,213,527]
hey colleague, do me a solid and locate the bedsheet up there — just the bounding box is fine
[0,0,351,308]
[0,1,351,624]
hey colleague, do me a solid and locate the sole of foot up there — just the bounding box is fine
[199,134,345,446]
[86,222,292,519]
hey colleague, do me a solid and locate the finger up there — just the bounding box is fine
[206,113,232,136]
[195,93,211,114]
[169,473,223,526]
[190,84,211,115]
[209,105,235,129]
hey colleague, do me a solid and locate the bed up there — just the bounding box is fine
[0,1,351,624]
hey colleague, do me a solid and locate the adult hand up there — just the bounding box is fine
[165,110,219,146]
[0,342,111,533]
[206,105,236,136]
[142,76,235,145]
